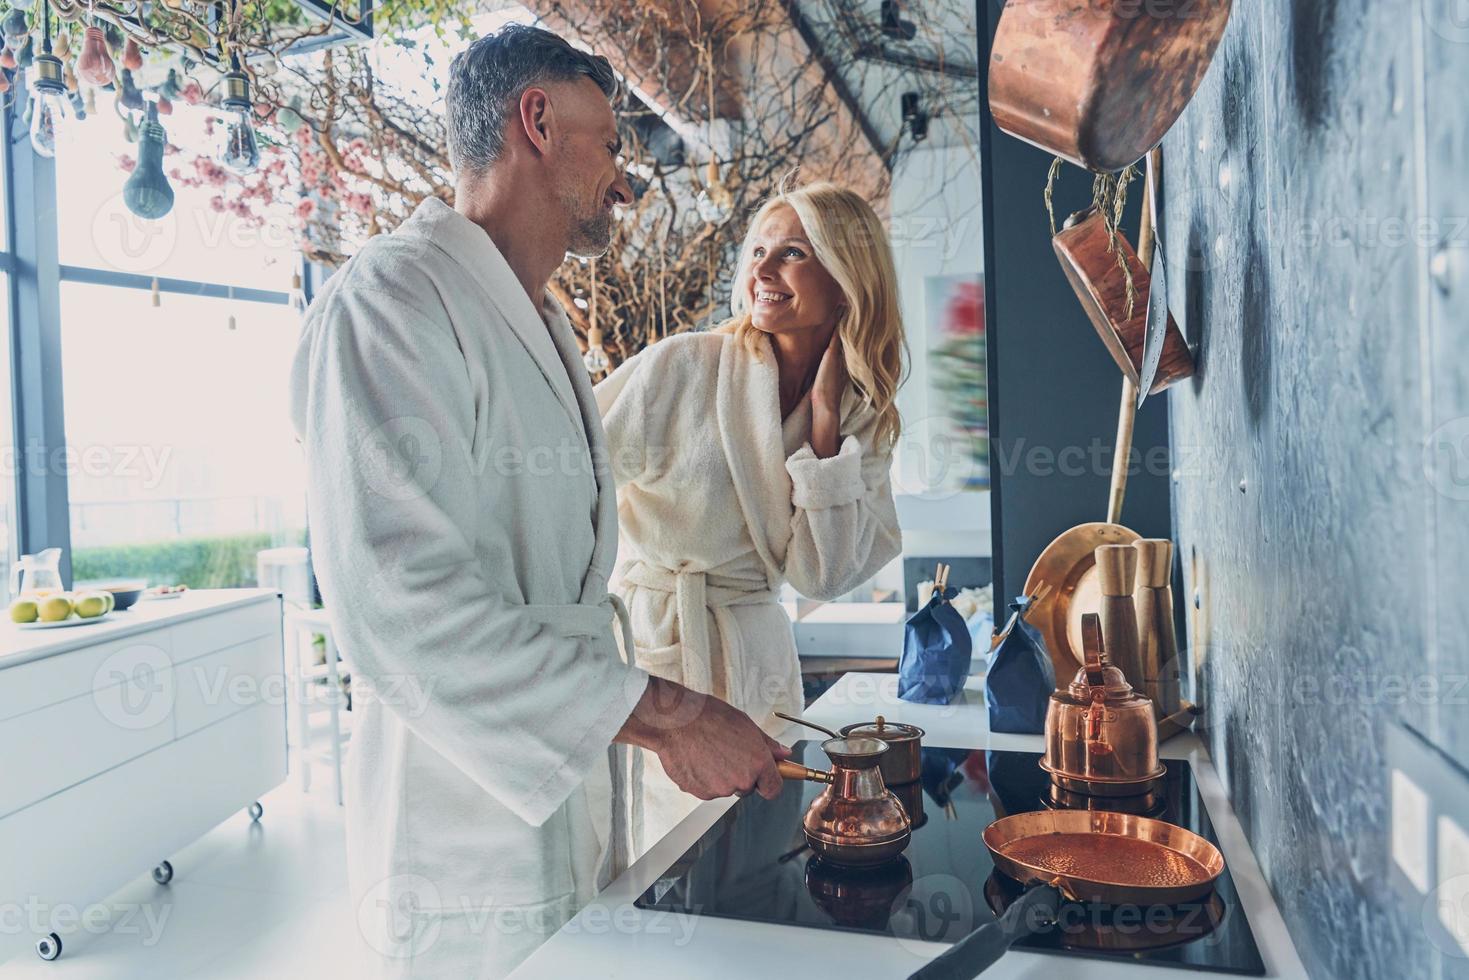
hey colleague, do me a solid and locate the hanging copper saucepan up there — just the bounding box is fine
[907,810,1224,979]
[778,736,912,868]
[1053,206,1195,396]
[988,0,1234,172]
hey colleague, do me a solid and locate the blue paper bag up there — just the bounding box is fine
[898,586,974,705]
[984,596,1057,734]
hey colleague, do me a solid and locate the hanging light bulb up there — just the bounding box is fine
[121,37,142,71]
[582,257,609,374]
[28,2,70,158]
[2,10,27,52]
[123,101,174,220]
[215,53,259,176]
[117,67,144,111]
[76,24,114,86]
[582,325,610,375]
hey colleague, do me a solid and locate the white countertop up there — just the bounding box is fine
[511,673,1308,980]
[0,588,280,669]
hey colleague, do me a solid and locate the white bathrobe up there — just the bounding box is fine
[594,331,902,851]
[289,198,649,980]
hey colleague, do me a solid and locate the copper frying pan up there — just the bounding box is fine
[907,810,1224,979]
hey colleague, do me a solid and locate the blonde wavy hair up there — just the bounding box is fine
[721,181,907,450]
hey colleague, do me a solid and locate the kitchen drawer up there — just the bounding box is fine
[168,600,278,665]
[0,663,176,819]
[173,635,283,738]
[0,629,175,723]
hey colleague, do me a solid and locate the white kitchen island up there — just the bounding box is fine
[512,673,1308,980]
[0,589,287,965]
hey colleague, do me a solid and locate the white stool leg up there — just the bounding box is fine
[324,631,344,806]
[295,624,313,794]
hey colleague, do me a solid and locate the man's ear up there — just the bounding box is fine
[517,86,554,155]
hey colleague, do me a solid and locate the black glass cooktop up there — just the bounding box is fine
[635,743,1266,975]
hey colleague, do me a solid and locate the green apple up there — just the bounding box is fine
[103,591,116,613]
[75,592,109,618]
[38,595,74,622]
[9,598,38,623]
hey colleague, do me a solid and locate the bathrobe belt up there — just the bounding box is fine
[618,560,779,705]
[522,593,635,659]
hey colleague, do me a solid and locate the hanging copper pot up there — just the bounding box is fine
[988,0,1234,172]
[1053,206,1194,394]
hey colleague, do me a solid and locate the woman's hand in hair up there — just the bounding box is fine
[811,330,847,458]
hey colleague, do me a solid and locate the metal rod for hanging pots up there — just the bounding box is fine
[1106,147,1161,524]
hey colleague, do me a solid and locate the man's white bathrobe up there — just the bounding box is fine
[289,198,649,980]
[594,331,902,850]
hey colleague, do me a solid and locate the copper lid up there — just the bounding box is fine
[842,715,924,744]
[1065,660,1138,701]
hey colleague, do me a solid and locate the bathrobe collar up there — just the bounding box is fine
[400,197,618,602]
[400,197,582,429]
[716,332,796,584]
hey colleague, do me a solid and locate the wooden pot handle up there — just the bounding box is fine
[778,760,833,784]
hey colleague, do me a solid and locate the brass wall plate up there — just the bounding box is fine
[1022,522,1141,682]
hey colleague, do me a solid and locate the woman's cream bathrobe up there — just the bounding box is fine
[594,330,902,851]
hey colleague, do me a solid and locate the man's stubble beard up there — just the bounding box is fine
[558,176,613,259]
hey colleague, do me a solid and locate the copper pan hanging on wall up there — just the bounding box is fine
[1052,206,1195,394]
[988,0,1234,172]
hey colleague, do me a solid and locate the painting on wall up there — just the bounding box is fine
[926,274,988,489]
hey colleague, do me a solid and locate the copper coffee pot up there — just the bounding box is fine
[779,736,911,867]
[1041,614,1164,797]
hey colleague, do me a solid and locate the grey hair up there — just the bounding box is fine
[446,24,617,177]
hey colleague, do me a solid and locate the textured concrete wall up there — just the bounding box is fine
[1162,2,1469,977]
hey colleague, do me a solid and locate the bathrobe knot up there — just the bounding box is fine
[618,559,779,702]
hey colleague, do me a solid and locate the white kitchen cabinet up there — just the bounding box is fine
[0,590,288,963]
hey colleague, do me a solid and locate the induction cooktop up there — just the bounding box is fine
[635,742,1266,975]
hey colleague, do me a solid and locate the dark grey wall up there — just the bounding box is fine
[1161,2,1469,978]
[979,0,1175,612]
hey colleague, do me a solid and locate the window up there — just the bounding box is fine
[60,284,306,588]
[54,100,296,293]
[0,271,14,581]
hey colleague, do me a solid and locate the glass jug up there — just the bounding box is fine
[10,548,65,600]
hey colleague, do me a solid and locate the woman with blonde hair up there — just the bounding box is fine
[595,180,906,851]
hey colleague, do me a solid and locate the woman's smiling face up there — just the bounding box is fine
[744,205,846,337]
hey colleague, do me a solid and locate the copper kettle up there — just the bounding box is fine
[780,737,911,867]
[1041,614,1164,797]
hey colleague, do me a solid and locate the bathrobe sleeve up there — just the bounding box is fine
[295,283,647,828]
[594,351,648,486]
[783,420,903,601]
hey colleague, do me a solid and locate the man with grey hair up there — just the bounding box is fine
[290,24,788,979]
